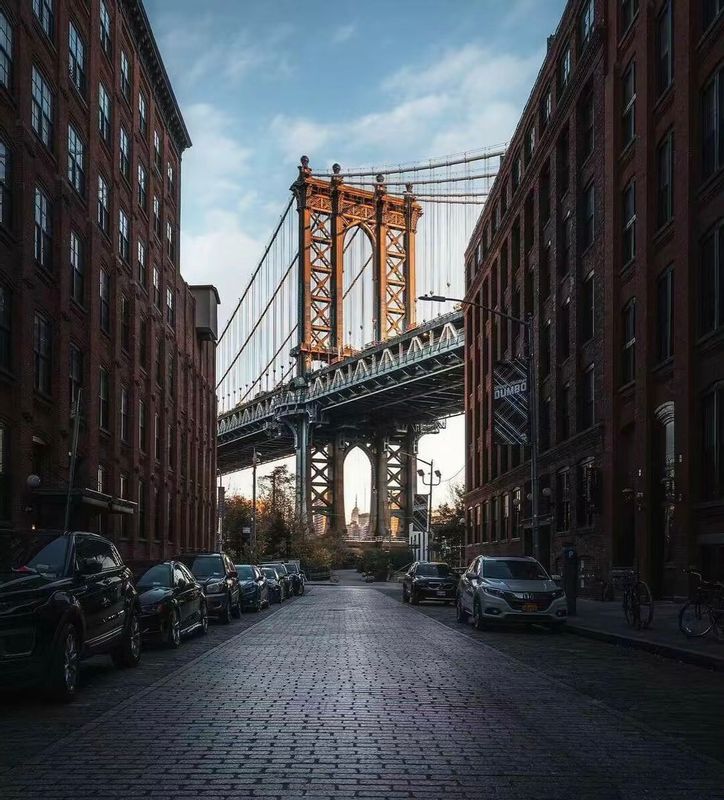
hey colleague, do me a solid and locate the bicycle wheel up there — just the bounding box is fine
[623,590,637,628]
[679,601,712,638]
[637,581,654,629]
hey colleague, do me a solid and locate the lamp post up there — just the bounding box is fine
[416,455,441,561]
[251,448,259,553]
[419,294,541,562]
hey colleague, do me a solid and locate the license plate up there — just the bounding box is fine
[522,603,538,613]
[436,590,446,597]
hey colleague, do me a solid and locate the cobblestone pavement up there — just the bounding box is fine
[2,586,723,799]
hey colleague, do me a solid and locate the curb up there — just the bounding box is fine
[565,622,724,671]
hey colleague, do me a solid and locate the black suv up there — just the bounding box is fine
[177,552,241,622]
[0,530,141,700]
[402,561,457,604]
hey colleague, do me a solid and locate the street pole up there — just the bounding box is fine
[251,448,258,552]
[426,459,434,562]
[64,389,82,533]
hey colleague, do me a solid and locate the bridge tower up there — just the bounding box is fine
[279,157,424,541]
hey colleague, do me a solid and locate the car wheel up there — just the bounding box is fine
[473,599,487,631]
[48,622,80,701]
[455,597,469,624]
[231,592,242,619]
[222,594,233,624]
[166,608,181,649]
[112,611,141,668]
[199,602,209,635]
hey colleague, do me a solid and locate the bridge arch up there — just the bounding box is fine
[343,445,374,541]
[342,225,375,354]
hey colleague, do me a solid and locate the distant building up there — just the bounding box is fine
[463,0,724,594]
[0,0,220,559]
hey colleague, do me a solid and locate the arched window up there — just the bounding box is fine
[0,11,11,89]
[0,139,8,226]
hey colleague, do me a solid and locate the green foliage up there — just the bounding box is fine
[433,482,466,565]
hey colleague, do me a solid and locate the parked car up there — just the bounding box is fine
[0,529,141,701]
[136,561,208,647]
[177,552,241,623]
[235,564,268,611]
[456,556,567,631]
[402,561,457,604]
[284,562,305,595]
[261,562,292,600]
[261,567,283,604]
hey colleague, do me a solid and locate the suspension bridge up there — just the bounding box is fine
[217,147,504,542]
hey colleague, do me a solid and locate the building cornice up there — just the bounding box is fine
[121,0,192,154]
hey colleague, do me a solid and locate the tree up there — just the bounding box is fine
[432,482,466,565]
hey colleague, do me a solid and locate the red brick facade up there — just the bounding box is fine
[464,0,724,596]
[0,0,219,560]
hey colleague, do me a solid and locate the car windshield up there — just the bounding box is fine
[284,564,299,574]
[266,563,287,575]
[416,563,452,577]
[262,568,277,580]
[236,565,255,580]
[483,559,549,580]
[137,564,172,589]
[180,555,224,579]
[0,531,69,581]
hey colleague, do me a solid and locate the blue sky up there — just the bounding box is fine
[144,0,566,512]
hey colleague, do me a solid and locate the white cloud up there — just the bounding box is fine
[331,23,356,44]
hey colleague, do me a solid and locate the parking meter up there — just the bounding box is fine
[562,545,578,616]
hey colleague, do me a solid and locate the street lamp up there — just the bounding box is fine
[416,457,441,562]
[419,293,541,562]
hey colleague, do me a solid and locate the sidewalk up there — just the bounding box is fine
[566,598,724,671]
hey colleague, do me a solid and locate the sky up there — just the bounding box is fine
[144,0,566,518]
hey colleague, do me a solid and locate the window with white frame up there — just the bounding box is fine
[68,21,86,96]
[67,124,85,196]
[31,66,53,149]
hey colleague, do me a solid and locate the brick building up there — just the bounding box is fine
[463,0,724,595]
[0,0,220,560]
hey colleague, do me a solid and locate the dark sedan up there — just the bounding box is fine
[136,562,208,647]
[284,562,305,595]
[177,552,241,623]
[402,561,457,605]
[261,562,292,600]
[261,567,283,604]
[235,564,269,612]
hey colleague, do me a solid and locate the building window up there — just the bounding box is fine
[70,231,84,305]
[580,91,594,162]
[622,180,636,266]
[621,299,636,384]
[0,11,12,89]
[167,353,175,395]
[138,399,146,450]
[559,382,570,442]
[491,496,499,541]
[120,386,129,443]
[137,238,147,286]
[119,126,130,181]
[580,0,594,45]
[703,0,724,30]
[656,1,673,95]
[98,175,110,235]
[153,130,162,172]
[559,300,570,360]
[0,140,10,227]
[167,162,174,195]
[541,86,552,129]
[98,83,111,143]
[32,0,54,38]
[556,469,571,531]
[558,45,571,93]
[701,66,723,180]
[154,413,160,461]
[68,21,86,96]
[153,266,161,308]
[138,91,148,137]
[699,220,724,336]
[67,124,85,196]
[0,286,9,371]
[33,313,51,395]
[99,268,110,334]
[118,208,129,262]
[702,384,724,499]
[581,182,594,251]
[482,501,489,542]
[622,61,636,148]
[34,187,52,270]
[166,287,175,326]
[581,272,594,342]
[139,318,148,369]
[138,162,147,210]
[580,364,595,429]
[512,153,521,192]
[656,131,673,228]
[621,0,638,33]
[153,195,161,238]
[31,66,53,149]
[99,1,111,55]
[656,266,674,362]
[69,344,82,407]
[120,49,131,100]
[121,295,131,352]
[166,220,174,260]
[524,126,535,163]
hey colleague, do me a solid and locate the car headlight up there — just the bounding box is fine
[482,586,506,599]
[206,581,225,594]
[142,602,166,614]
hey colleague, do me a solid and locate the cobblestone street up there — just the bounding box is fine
[2,586,723,799]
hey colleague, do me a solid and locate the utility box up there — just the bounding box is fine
[190,285,221,341]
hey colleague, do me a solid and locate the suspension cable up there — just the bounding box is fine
[343,171,498,187]
[316,147,506,178]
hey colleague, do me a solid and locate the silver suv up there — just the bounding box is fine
[456,556,567,631]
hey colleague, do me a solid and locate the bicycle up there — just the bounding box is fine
[609,566,654,630]
[679,569,724,640]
